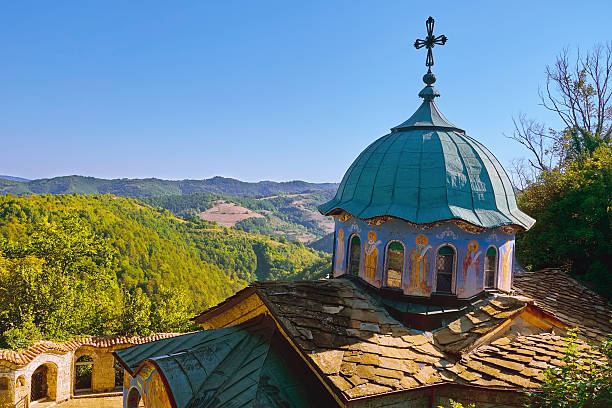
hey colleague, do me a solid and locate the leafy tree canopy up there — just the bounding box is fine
[0,194,330,348]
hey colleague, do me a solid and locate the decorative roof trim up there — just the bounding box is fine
[329,211,523,234]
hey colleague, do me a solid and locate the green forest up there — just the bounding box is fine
[142,189,335,243]
[0,194,330,349]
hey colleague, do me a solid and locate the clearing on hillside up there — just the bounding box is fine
[198,200,264,227]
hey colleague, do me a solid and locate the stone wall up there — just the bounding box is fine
[0,351,73,405]
[0,344,128,406]
[76,346,122,393]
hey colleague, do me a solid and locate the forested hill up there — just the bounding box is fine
[0,175,338,197]
[0,194,330,348]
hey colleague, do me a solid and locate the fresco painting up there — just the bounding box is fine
[499,240,514,292]
[458,240,481,297]
[363,230,381,281]
[334,218,515,298]
[334,229,344,277]
[409,234,431,296]
[147,371,172,408]
[123,363,172,408]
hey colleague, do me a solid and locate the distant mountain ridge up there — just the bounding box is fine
[0,175,30,182]
[0,175,338,197]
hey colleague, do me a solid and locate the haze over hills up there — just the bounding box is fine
[0,174,339,252]
[0,175,30,182]
[0,175,338,197]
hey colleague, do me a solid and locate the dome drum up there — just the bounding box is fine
[333,216,514,299]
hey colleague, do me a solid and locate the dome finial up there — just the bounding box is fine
[414,17,447,101]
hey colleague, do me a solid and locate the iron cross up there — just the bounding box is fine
[414,17,447,68]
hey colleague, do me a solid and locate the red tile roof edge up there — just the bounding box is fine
[0,332,183,367]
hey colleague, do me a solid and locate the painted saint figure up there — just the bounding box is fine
[462,240,481,293]
[336,228,344,270]
[363,230,381,280]
[409,234,431,296]
[501,240,513,291]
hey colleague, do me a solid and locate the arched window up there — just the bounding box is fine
[436,245,455,293]
[385,241,404,288]
[0,377,8,391]
[348,235,361,276]
[16,376,25,388]
[114,361,124,390]
[127,388,145,408]
[484,246,498,288]
[75,355,93,393]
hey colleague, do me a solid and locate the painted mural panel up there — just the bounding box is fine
[457,240,482,298]
[333,217,515,298]
[408,234,432,296]
[334,229,345,277]
[124,363,172,408]
[498,239,515,292]
[364,230,381,283]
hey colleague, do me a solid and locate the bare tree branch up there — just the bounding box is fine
[511,43,612,181]
[541,43,612,137]
[505,113,558,177]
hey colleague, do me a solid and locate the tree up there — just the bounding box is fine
[516,145,612,295]
[525,330,612,408]
[510,45,612,297]
[508,43,612,187]
[120,287,152,335]
[438,401,476,408]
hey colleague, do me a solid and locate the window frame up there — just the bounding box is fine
[74,355,94,392]
[383,240,405,289]
[484,245,498,289]
[347,234,362,277]
[434,243,457,294]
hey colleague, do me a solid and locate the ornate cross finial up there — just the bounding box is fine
[414,17,447,70]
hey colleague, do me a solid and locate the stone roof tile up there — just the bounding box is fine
[445,333,601,389]
[252,279,448,399]
[513,269,612,343]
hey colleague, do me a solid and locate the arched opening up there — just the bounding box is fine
[127,387,145,408]
[0,377,9,405]
[31,363,57,402]
[484,246,498,288]
[385,241,404,288]
[16,376,25,388]
[113,361,124,391]
[74,355,93,394]
[435,245,455,294]
[13,376,26,406]
[348,235,361,276]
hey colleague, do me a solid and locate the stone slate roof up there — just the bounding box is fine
[513,268,612,343]
[240,278,606,401]
[442,333,600,389]
[433,295,530,356]
[253,279,448,398]
[0,333,181,367]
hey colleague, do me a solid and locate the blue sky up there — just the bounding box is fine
[1,1,610,182]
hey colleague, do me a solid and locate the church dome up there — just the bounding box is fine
[319,75,535,230]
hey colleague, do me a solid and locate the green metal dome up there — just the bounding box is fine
[319,79,535,230]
